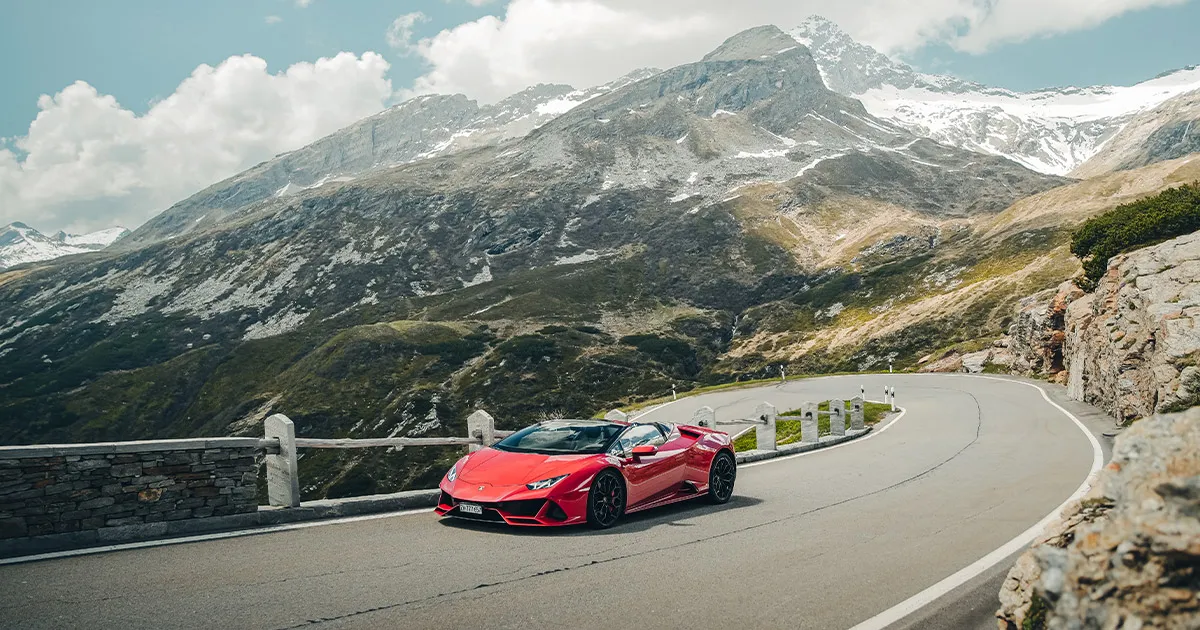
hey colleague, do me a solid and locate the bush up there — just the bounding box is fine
[619,334,700,377]
[1071,182,1200,289]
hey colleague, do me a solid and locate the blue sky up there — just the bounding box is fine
[0,0,499,139]
[909,2,1200,89]
[3,0,1198,140]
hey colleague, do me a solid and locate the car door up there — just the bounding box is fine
[652,423,696,488]
[613,425,676,507]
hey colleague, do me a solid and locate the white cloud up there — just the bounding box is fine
[386,12,430,56]
[295,0,314,7]
[265,15,283,25]
[948,0,1191,53]
[0,53,392,233]
[402,0,1187,103]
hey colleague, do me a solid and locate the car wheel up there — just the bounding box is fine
[587,469,625,529]
[707,450,736,504]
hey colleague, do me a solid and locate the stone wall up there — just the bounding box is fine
[0,440,260,541]
[997,407,1200,629]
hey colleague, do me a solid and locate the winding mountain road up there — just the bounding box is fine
[0,374,1110,630]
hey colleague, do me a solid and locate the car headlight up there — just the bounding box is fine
[446,462,460,482]
[526,474,568,491]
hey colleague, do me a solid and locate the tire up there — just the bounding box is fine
[587,469,626,529]
[707,450,736,504]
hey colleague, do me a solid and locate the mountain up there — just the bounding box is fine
[123,68,661,247]
[0,223,128,269]
[0,25,1086,500]
[789,16,1200,176]
[1072,89,1200,178]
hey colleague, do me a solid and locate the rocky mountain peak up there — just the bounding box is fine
[789,15,1200,175]
[0,222,129,269]
[702,25,804,62]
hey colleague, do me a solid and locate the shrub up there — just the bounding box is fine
[1071,182,1200,290]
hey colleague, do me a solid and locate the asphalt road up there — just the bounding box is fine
[0,374,1110,630]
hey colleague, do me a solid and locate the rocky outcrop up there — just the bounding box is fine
[1064,230,1200,421]
[997,407,1200,629]
[917,339,1016,374]
[1009,282,1086,378]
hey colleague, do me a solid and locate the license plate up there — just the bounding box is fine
[458,503,483,515]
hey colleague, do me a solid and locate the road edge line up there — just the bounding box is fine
[845,376,1105,630]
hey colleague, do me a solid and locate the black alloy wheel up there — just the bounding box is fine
[707,451,736,504]
[587,470,626,529]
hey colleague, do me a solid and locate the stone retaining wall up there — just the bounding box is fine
[0,439,261,541]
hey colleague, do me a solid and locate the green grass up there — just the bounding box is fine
[733,400,893,451]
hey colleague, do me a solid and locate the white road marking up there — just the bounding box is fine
[846,376,1104,630]
[629,397,686,421]
[0,508,432,566]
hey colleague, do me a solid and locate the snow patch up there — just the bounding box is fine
[462,266,493,288]
[554,251,604,266]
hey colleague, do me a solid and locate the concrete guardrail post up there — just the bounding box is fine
[850,396,865,431]
[829,399,846,437]
[693,406,715,429]
[604,409,629,422]
[800,402,819,444]
[755,403,777,451]
[466,410,497,452]
[264,413,301,508]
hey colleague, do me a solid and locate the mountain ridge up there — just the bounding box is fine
[788,15,1200,176]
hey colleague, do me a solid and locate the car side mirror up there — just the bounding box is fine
[631,445,658,459]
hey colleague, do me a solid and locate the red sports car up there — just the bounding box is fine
[436,419,736,528]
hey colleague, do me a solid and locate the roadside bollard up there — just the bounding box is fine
[605,409,629,422]
[829,399,846,437]
[755,402,777,451]
[801,401,819,444]
[467,410,497,452]
[693,406,715,430]
[850,396,865,431]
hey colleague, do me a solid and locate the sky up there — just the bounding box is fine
[2,0,1199,234]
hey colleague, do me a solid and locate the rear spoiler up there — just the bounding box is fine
[678,424,715,438]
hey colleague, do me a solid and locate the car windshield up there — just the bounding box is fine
[493,420,625,455]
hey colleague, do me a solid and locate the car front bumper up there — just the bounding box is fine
[436,481,590,526]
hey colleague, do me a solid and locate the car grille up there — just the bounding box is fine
[442,493,547,522]
[496,499,546,517]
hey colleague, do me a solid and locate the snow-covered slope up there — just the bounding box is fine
[1073,89,1200,178]
[0,223,128,269]
[789,16,1200,175]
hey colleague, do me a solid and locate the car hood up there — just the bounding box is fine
[457,448,596,486]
